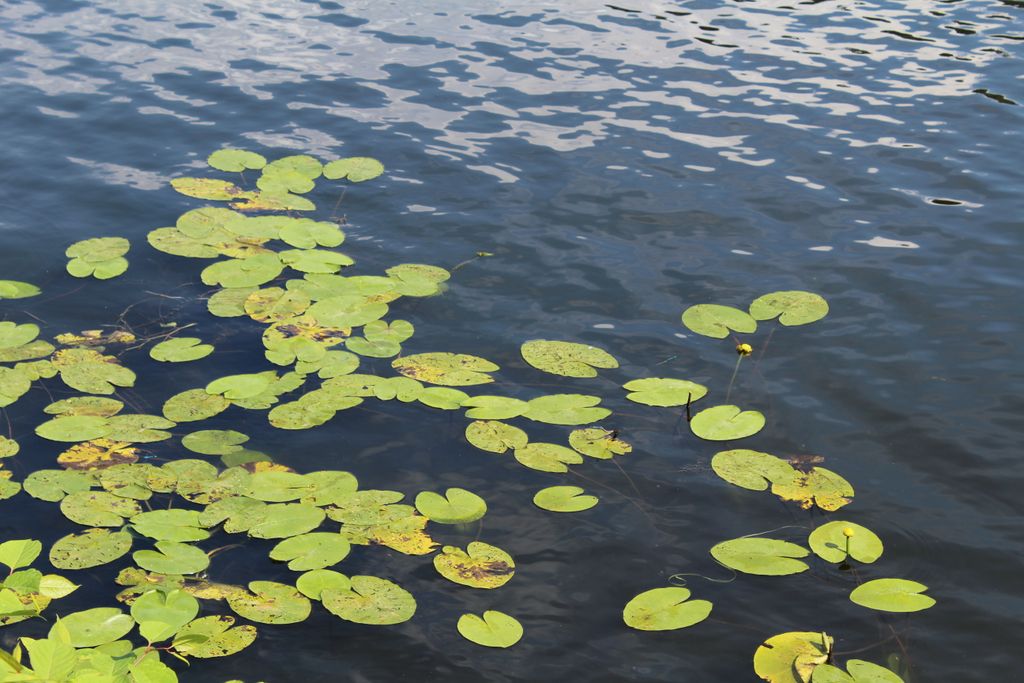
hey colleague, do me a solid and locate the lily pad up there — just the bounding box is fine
[623,378,709,407]
[457,610,523,648]
[56,607,135,647]
[711,449,795,491]
[201,254,283,289]
[392,352,497,386]
[771,467,854,512]
[415,488,487,524]
[227,580,311,624]
[323,157,385,183]
[521,394,610,425]
[808,521,883,564]
[57,439,139,470]
[171,177,252,201]
[513,443,583,473]
[207,287,258,317]
[295,569,351,600]
[811,660,904,683]
[278,220,345,249]
[182,430,249,456]
[208,149,267,172]
[433,542,515,589]
[132,589,199,643]
[52,348,136,395]
[690,405,765,441]
[0,321,39,349]
[710,537,810,576]
[132,510,210,543]
[622,587,713,631]
[321,575,416,625]
[50,529,133,570]
[533,486,598,513]
[0,366,31,407]
[269,533,350,571]
[682,303,757,339]
[0,280,40,299]
[163,389,230,423]
[307,294,387,328]
[750,291,829,326]
[462,396,528,420]
[849,578,934,613]
[23,469,94,502]
[45,396,124,418]
[149,337,213,363]
[247,503,326,539]
[520,340,618,378]
[60,490,141,527]
[66,237,130,280]
[133,541,210,575]
[465,421,528,454]
[754,631,833,683]
[172,615,257,658]
[568,428,632,459]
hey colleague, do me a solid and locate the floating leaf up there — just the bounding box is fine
[623,587,713,631]
[754,631,833,683]
[771,467,854,511]
[433,542,515,589]
[172,615,257,658]
[182,430,249,456]
[58,439,138,470]
[295,569,350,600]
[415,488,487,524]
[206,373,274,400]
[0,338,54,363]
[244,287,311,323]
[24,469,94,502]
[45,396,124,417]
[323,157,385,182]
[750,291,829,327]
[568,428,631,459]
[462,396,528,420]
[392,352,497,386]
[247,503,326,539]
[162,389,230,423]
[132,510,210,543]
[457,610,523,648]
[711,449,795,491]
[52,348,136,395]
[623,378,709,407]
[149,337,213,363]
[808,522,883,564]
[56,607,135,647]
[533,486,598,512]
[710,538,810,576]
[0,436,18,459]
[690,405,765,441]
[278,220,345,249]
[234,190,315,212]
[132,589,199,643]
[208,149,267,173]
[266,154,323,179]
[520,340,618,378]
[207,287,257,317]
[849,579,934,613]
[201,254,283,288]
[682,303,757,339]
[514,443,583,473]
[227,581,311,625]
[65,237,130,280]
[321,575,415,625]
[0,539,42,571]
[171,177,252,200]
[811,660,904,683]
[50,529,133,570]
[522,394,609,425]
[307,294,387,329]
[465,421,528,454]
[0,366,31,407]
[134,541,210,575]
[105,414,175,443]
[0,321,39,349]
[269,533,350,571]
[0,280,40,299]
[417,386,468,410]
[60,490,141,527]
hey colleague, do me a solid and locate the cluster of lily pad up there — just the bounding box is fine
[0,148,932,682]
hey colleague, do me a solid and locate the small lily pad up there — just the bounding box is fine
[227,580,311,624]
[295,569,350,600]
[134,541,210,575]
[270,533,351,571]
[808,521,883,564]
[622,587,713,631]
[520,340,618,378]
[392,352,497,386]
[690,405,765,441]
[750,291,829,326]
[568,428,632,459]
[849,578,935,613]
[623,378,708,407]
[208,149,267,172]
[321,575,415,625]
[323,157,385,183]
[0,280,40,299]
[172,615,257,658]
[182,430,249,456]
[415,488,487,524]
[457,610,523,648]
[465,421,528,454]
[521,394,610,425]
[681,304,757,339]
[533,486,598,513]
[149,337,214,363]
[162,389,230,423]
[710,537,810,576]
[434,542,515,589]
[66,237,130,280]
[513,443,583,473]
[462,396,528,420]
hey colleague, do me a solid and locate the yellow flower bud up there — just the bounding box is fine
[842,527,856,538]
[736,343,753,356]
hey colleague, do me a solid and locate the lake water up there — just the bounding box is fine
[1,1,1022,681]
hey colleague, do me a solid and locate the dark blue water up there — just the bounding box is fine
[1,1,1022,681]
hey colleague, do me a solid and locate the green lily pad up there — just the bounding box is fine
[269,533,350,571]
[0,280,40,299]
[434,542,515,589]
[811,660,904,683]
[465,421,528,454]
[104,414,175,443]
[280,249,353,275]
[55,607,135,647]
[66,237,130,280]
[208,149,267,172]
[171,177,252,200]
[227,580,311,624]
[710,449,796,491]
[23,469,94,502]
[132,589,199,643]
[622,587,713,631]
[520,340,618,378]
[462,396,528,420]
[321,575,415,625]
[134,541,210,575]
[0,436,18,459]
[307,294,387,328]
[60,491,141,527]
[0,366,31,407]
[278,220,345,249]
[132,510,210,543]
[771,467,854,512]
[623,378,709,407]
[710,537,810,576]
[392,352,497,386]
[44,396,124,418]
[149,337,213,363]
[49,528,133,570]
[207,287,258,317]
[690,405,765,441]
[681,304,757,339]
[247,503,326,539]
[415,488,487,524]
[750,291,829,326]
[533,486,598,513]
[513,443,583,473]
[173,615,257,658]
[162,389,230,423]
[568,428,632,459]
[244,287,311,323]
[295,569,351,600]
[521,394,610,425]
[849,579,935,613]
[266,155,323,179]
[0,539,42,571]
[808,521,883,564]
[457,610,523,648]
[0,339,54,363]
[323,157,385,182]
[754,631,833,683]
[182,430,249,456]
[206,373,274,400]
[0,321,39,349]
[417,386,469,410]
[52,348,136,395]
[201,254,283,289]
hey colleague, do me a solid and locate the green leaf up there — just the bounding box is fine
[513,443,583,473]
[0,539,42,571]
[269,533,350,571]
[690,405,765,441]
[149,337,214,363]
[533,486,598,512]
[812,660,905,683]
[323,157,385,182]
[750,291,829,326]
[295,569,351,600]
[465,420,528,453]
[201,254,283,288]
[172,177,252,200]
[54,608,134,647]
[681,303,757,338]
[134,542,210,575]
[162,389,230,423]
[521,394,610,425]
[392,352,498,386]
[462,396,528,420]
[278,220,345,249]
[623,378,708,407]
[0,366,32,407]
[248,503,325,539]
[622,587,713,631]
[21,637,79,681]
[182,429,249,456]
[0,280,40,299]
[568,428,632,459]
[711,449,795,491]
[65,237,130,280]
[520,340,618,378]
[266,154,323,179]
[45,396,124,417]
[244,287,311,323]
[416,386,469,410]
[457,610,523,648]
[105,414,175,443]
[172,615,257,658]
[227,580,311,624]
[60,491,141,527]
[132,510,211,543]
[711,537,810,576]
[0,435,18,458]
[771,467,854,512]
[415,488,487,524]
[0,321,39,349]
[52,348,136,395]
[208,286,258,316]
[206,373,274,400]
[849,578,935,613]
[434,542,514,589]
[208,149,267,172]
[50,529,133,569]
[321,575,416,625]
[307,294,388,328]
[808,521,883,564]
[754,631,833,683]
[131,589,199,643]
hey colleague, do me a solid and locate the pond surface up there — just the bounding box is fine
[1,0,1022,681]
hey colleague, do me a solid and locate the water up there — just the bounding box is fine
[1,0,1021,680]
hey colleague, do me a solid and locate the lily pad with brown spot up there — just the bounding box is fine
[433,542,515,589]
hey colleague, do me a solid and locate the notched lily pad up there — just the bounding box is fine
[414,488,487,524]
[750,291,829,326]
[710,537,810,576]
[624,378,708,407]
[392,352,497,386]
[321,575,415,625]
[568,428,631,460]
[690,405,765,441]
[754,631,833,683]
[50,529,133,570]
[208,149,267,173]
[457,610,523,648]
[150,337,214,363]
[433,542,515,589]
[808,521,883,564]
[849,578,934,613]
[520,340,618,378]
[682,304,757,339]
[66,237,130,280]
[623,587,713,631]
[533,486,598,513]
[323,157,385,183]
[465,420,528,454]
